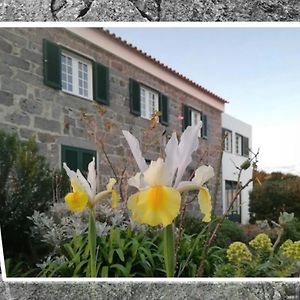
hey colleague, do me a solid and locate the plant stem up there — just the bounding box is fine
[88,208,97,277]
[271,227,284,258]
[164,224,175,277]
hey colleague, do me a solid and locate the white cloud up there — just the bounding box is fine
[253,121,300,175]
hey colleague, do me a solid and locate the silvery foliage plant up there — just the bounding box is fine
[29,200,148,253]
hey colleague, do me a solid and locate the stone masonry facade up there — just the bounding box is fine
[0,28,224,216]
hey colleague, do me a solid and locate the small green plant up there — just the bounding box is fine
[5,258,37,277]
[37,227,164,277]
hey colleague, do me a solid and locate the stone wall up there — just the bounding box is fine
[1,0,299,21]
[1,279,300,300]
[0,27,223,215]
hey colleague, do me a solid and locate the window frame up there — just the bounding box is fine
[140,85,160,120]
[61,50,93,101]
[235,133,249,157]
[223,128,233,153]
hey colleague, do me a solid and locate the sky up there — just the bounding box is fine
[108,27,300,176]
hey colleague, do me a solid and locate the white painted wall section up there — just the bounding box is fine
[222,113,253,224]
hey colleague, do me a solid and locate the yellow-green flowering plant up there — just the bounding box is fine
[227,242,252,265]
[249,233,273,254]
[123,123,214,277]
[63,157,118,277]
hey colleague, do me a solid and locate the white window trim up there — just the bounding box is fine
[61,50,93,100]
[140,85,159,120]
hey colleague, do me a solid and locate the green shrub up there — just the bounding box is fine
[0,130,53,258]
[214,219,246,248]
[249,177,300,222]
[180,214,245,248]
[282,217,300,242]
[178,213,206,235]
[176,231,226,277]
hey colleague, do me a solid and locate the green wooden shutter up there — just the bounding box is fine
[182,104,191,130]
[242,137,249,157]
[43,39,61,89]
[129,79,141,116]
[201,113,208,139]
[159,94,169,126]
[93,62,109,105]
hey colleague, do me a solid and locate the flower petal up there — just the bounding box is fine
[164,132,179,186]
[174,123,202,187]
[127,186,181,227]
[176,181,199,193]
[63,162,90,197]
[87,157,97,198]
[198,186,212,222]
[111,190,118,208]
[106,178,116,192]
[128,172,147,190]
[65,191,89,212]
[143,158,169,187]
[192,165,214,186]
[122,130,148,173]
[76,169,93,200]
[177,165,214,193]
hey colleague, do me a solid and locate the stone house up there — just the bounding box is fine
[0,28,227,215]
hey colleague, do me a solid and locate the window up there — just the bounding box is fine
[235,133,249,157]
[225,180,241,222]
[61,145,96,175]
[140,86,159,120]
[129,79,169,126]
[182,104,208,139]
[235,134,243,156]
[223,129,232,153]
[61,51,92,99]
[43,39,109,105]
[191,109,202,137]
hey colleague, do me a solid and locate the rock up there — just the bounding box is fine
[0,281,299,300]
[0,0,299,21]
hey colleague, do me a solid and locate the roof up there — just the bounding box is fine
[101,28,228,104]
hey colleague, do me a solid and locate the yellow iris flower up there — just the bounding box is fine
[123,123,214,228]
[63,157,118,212]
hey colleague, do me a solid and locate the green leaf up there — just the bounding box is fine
[110,264,130,277]
[73,260,89,276]
[63,243,76,260]
[116,249,125,262]
[101,266,109,277]
[108,249,115,264]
